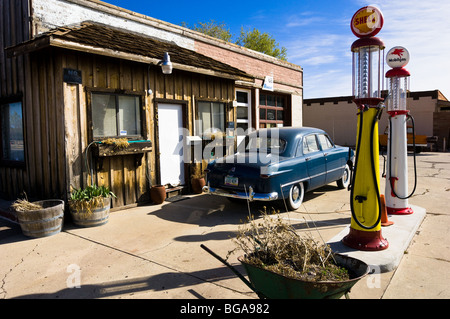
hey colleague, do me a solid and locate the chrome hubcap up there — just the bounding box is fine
[292,186,300,202]
[343,169,349,182]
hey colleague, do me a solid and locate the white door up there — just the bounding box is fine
[235,89,251,146]
[158,104,185,186]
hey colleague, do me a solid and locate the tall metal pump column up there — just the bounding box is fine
[342,6,388,251]
[385,46,414,215]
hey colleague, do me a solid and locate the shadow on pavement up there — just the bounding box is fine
[148,183,344,226]
[11,264,252,299]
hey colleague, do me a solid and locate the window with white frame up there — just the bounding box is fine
[235,89,251,132]
[235,89,251,145]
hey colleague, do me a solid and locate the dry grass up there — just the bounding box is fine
[101,138,129,150]
[11,193,43,212]
[228,208,349,282]
[12,199,43,212]
[191,165,205,180]
[69,196,106,219]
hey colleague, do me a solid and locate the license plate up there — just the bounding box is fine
[224,175,238,186]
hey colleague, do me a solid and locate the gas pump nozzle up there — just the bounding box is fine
[375,101,385,120]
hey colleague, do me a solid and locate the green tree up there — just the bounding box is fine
[181,20,232,42]
[236,27,287,61]
[181,20,288,61]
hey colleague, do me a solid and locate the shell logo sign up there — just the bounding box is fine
[351,6,384,38]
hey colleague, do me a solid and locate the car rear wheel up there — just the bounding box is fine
[337,164,351,189]
[286,182,304,211]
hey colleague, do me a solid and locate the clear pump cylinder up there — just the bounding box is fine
[386,68,410,112]
[351,37,385,103]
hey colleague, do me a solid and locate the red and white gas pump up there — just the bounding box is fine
[384,46,415,215]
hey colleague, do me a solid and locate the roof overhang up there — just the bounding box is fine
[6,22,254,83]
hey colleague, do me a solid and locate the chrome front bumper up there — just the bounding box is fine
[202,183,278,201]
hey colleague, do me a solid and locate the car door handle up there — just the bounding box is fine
[305,157,311,161]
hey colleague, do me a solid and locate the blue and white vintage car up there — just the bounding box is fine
[203,127,353,210]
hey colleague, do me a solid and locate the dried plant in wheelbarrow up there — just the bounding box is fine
[229,209,350,282]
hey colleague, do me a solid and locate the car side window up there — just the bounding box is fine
[295,140,303,157]
[318,134,334,150]
[303,135,319,154]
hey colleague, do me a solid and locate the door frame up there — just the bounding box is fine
[303,133,326,190]
[154,99,189,186]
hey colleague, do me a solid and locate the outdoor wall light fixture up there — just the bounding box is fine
[159,52,173,75]
[148,52,173,94]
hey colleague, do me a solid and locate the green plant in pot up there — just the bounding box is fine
[69,184,116,227]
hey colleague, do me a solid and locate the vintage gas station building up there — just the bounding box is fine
[0,0,303,209]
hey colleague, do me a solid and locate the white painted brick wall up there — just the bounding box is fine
[31,0,195,50]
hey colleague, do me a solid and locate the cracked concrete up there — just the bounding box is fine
[0,243,39,299]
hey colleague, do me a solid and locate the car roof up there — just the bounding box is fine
[248,127,327,157]
[250,127,325,139]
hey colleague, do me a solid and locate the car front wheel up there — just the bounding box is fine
[286,182,304,211]
[337,164,351,189]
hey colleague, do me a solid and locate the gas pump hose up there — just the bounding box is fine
[350,105,383,230]
[388,114,418,199]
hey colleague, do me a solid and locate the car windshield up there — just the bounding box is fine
[241,136,287,154]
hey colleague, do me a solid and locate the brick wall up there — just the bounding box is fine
[195,40,302,92]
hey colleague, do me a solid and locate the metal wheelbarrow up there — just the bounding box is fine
[201,244,369,299]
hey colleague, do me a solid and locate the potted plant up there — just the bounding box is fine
[69,184,116,227]
[12,196,64,238]
[191,165,206,194]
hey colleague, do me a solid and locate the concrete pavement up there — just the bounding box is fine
[0,152,449,299]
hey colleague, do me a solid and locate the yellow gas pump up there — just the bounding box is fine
[342,6,388,251]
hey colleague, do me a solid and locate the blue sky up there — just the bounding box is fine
[104,0,449,100]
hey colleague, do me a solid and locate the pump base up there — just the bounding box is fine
[342,228,389,251]
[387,206,414,215]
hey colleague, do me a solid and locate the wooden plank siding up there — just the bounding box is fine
[1,45,235,208]
[0,0,32,200]
[1,1,237,208]
[61,50,236,209]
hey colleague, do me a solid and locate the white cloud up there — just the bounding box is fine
[303,55,338,66]
[288,34,350,61]
[285,16,323,28]
[286,0,450,99]
[303,69,353,99]
[359,0,450,98]
[285,30,354,97]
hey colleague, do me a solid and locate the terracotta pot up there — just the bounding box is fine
[191,178,206,194]
[150,185,166,204]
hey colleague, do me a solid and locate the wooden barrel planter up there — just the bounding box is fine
[16,200,64,238]
[150,185,166,204]
[70,197,111,227]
